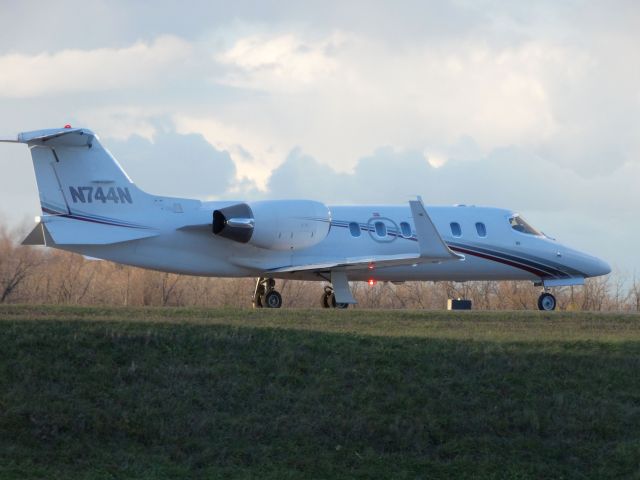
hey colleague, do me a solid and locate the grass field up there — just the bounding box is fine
[1,306,639,479]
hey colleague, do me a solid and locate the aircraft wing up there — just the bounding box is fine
[267,253,424,273]
[267,199,463,274]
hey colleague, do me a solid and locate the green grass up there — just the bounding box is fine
[1,306,639,479]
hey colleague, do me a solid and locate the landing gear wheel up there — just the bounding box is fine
[334,298,349,309]
[321,292,331,308]
[253,277,280,308]
[262,290,282,308]
[321,286,332,309]
[322,287,349,309]
[537,292,556,311]
[330,292,349,309]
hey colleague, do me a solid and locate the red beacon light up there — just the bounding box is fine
[368,278,377,286]
[64,124,72,129]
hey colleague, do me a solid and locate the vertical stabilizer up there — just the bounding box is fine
[4,128,154,225]
[30,146,71,215]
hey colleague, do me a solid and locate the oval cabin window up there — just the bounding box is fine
[374,221,387,237]
[400,221,412,237]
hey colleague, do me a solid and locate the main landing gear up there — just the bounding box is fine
[537,291,557,311]
[321,286,349,309]
[253,277,282,309]
[252,279,350,309]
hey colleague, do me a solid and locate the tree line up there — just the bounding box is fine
[0,223,638,311]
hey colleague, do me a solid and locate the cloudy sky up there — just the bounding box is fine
[0,0,638,277]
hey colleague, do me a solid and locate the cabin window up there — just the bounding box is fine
[374,221,387,237]
[349,222,361,237]
[450,222,462,237]
[475,222,487,237]
[400,221,412,238]
[509,215,541,236]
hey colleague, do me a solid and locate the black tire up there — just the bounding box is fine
[537,292,556,311]
[321,293,331,308]
[328,292,349,309]
[263,290,283,308]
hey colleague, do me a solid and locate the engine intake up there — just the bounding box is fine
[212,200,331,251]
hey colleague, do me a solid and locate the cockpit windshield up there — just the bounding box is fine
[509,215,542,236]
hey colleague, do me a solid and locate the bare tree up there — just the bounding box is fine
[630,275,640,312]
[0,225,45,303]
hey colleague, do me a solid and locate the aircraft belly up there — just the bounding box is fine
[57,231,252,277]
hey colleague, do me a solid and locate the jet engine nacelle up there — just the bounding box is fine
[212,200,331,251]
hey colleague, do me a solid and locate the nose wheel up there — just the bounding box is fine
[253,277,282,308]
[537,292,556,311]
[321,286,349,309]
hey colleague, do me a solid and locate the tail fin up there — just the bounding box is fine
[3,127,152,223]
[2,127,160,245]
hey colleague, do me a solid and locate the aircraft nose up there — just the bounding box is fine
[585,256,611,278]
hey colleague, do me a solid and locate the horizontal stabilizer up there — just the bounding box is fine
[42,216,158,245]
[0,127,94,147]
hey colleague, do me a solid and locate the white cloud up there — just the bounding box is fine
[77,106,162,142]
[425,150,447,168]
[215,33,345,92]
[210,32,584,173]
[0,35,192,98]
[173,114,286,191]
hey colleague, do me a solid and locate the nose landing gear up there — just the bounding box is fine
[537,291,557,311]
[253,277,282,308]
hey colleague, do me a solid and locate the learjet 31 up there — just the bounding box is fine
[1,127,611,310]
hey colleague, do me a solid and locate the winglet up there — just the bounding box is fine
[409,199,464,261]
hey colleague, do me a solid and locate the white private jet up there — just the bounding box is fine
[1,127,611,310]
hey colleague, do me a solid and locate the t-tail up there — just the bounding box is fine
[0,127,160,246]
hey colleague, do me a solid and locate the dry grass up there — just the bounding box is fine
[1,305,639,479]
